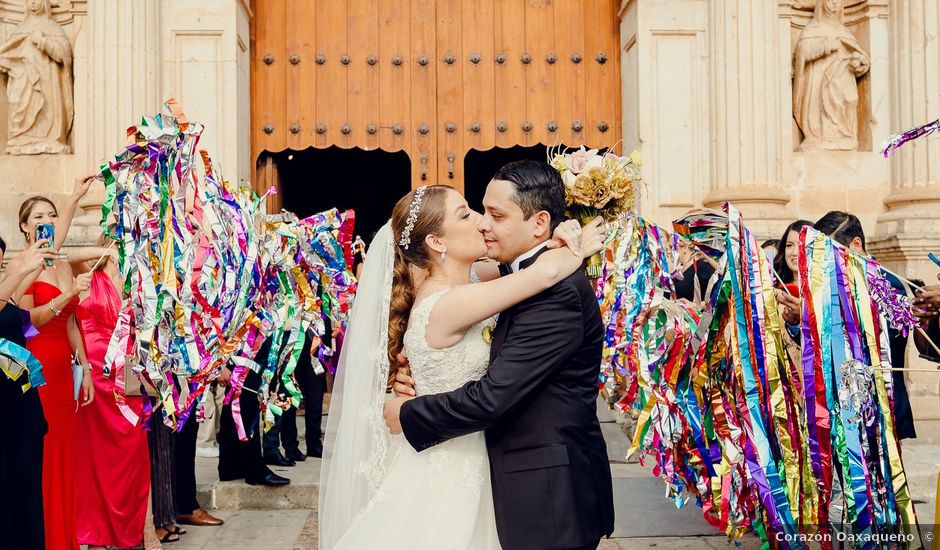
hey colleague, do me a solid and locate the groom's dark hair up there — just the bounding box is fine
[814,210,866,250]
[493,160,566,230]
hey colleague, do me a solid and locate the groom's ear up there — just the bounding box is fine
[532,211,552,239]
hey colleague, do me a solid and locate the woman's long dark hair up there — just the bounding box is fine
[773,220,813,284]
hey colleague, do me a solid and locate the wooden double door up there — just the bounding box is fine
[251,0,622,195]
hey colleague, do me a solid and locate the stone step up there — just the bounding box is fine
[197,400,939,530]
[196,456,320,510]
[197,396,624,510]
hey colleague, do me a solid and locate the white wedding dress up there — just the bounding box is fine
[331,288,502,549]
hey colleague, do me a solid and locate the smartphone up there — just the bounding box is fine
[36,223,54,267]
[929,252,940,269]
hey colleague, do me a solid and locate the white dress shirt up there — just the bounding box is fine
[508,241,550,273]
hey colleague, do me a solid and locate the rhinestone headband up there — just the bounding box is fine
[398,185,428,249]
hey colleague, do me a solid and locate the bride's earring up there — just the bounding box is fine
[440,248,447,261]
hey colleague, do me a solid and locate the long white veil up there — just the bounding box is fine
[318,221,396,549]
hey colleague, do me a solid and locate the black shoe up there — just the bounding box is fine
[284,448,307,462]
[245,472,290,486]
[264,452,295,467]
[306,444,323,458]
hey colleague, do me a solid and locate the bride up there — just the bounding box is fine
[319,184,604,549]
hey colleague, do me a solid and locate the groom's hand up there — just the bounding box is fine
[383,395,414,434]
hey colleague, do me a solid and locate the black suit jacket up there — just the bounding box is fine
[400,248,615,550]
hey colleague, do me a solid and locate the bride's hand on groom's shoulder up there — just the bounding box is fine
[547,218,608,259]
[547,219,584,256]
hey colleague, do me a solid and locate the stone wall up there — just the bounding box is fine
[621,0,900,240]
[620,0,939,418]
[0,0,252,250]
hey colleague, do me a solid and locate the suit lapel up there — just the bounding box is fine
[517,244,551,270]
[490,309,511,362]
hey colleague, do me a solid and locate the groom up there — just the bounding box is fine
[383,160,615,550]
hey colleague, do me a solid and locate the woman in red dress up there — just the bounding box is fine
[73,242,152,549]
[16,179,103,550]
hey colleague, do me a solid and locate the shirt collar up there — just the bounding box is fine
[509,241,550,273]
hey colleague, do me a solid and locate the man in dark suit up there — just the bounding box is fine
[814,211,917,439]
[383,160,615,550]
[914,270,940,362]
[217,337,290,487]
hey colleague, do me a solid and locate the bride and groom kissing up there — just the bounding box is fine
[319,160,616,550]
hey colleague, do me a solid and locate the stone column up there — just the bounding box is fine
[160,0,253,186]
[869,0,940,420]
[703,0,790,237]
[70,0,163,243]
[872,0,940,252]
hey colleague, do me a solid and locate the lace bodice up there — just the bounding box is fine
[403,289,492,395]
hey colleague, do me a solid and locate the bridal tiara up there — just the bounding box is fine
[398,185,428,249]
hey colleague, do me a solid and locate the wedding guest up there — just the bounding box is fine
[196,382,223,458]
[218,336,290,486]
[0,241,54,550]
[772,220,814,331]
[175,408,224,528]
[914,271,940,362]
[149,410,183,543]
[761,239,779,266]
[17,177,101,550]
[673,237,715,303]
[772,220,814,289]
[73,234,150,549]
[298,329,327,458]
[263,329,326,461]
[262,409,297,467]
[351,234,368,280]
[262,331,301,467]
[815,211,917,440]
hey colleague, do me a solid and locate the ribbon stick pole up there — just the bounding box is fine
[769,264,796,296]
[873,366,940,373]
[915,326,940,357]
[89,241,117,272]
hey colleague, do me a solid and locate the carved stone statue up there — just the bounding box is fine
[0,0,73,154]
[792,0,869,151]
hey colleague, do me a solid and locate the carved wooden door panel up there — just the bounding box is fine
[251,0,621,195]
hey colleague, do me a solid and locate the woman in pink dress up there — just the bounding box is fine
[73,240,153,549]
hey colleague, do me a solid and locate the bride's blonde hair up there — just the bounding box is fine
[387,185,453,384]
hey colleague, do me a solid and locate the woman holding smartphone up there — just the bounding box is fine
[15,173,110,550]
[0,238,55,550]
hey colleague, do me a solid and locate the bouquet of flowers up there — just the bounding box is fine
[548,145,643,278]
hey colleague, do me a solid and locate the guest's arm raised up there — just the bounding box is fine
[52,173,98,253]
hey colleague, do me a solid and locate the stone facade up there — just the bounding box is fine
[621,0,896,240]
[0,0,252,248]
[1,0,936,413]
[621,0,939,416]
